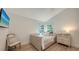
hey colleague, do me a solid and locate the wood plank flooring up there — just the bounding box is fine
[16,43,79,51]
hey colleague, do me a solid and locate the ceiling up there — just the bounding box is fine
[7,8,66,22]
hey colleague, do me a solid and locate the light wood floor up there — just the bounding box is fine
[16,43,79,51]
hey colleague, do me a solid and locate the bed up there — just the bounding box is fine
[30,34,56,51]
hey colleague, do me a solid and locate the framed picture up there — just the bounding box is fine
[0,8,10,28]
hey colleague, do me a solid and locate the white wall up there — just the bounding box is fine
[8,13,41,45]
[48,9,79,48]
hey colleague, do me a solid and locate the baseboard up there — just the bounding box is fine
[71,44,79,48]
[21,42,30,46]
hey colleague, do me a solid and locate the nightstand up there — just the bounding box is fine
[57,34,72,47]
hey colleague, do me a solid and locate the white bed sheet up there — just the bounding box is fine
[42,35,55,49]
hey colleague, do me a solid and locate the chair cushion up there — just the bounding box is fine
[9,41,20,47]
[8,37,19,44]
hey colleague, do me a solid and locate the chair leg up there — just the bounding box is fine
[19,43,21,48]
[14,46,16,48]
